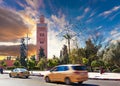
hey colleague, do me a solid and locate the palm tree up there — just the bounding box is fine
[63,33,72,54]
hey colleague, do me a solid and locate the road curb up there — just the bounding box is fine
[2,72,9,74]
[3,71,120,81]
[89,78,120,81]
[30,74,44,77]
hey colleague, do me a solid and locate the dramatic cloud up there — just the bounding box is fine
[46,15,67,58]
[110,30,118,35]
[84,7,90,13]
[0,44,36,56]
[0,7,31,42]
[0,0,3,4]
[25,0,44,10]
[76,7,90,20]
[99,5,120,17]
[76,15,84,20]
[89,11,96,18]
[86,18,93,23]
[104,27,120,44]
[96,26,103,30]
[51,15,66,31]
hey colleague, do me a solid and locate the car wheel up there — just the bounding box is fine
[9,73,12,78]
[17,74,19,78]
[78,81,83,84]
[26,76,29,78]
[65,77,71,85]
[45,76,51,83]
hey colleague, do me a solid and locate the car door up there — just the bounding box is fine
[49,67,58,81]
[11,69,17,77]
[56,66,69,82]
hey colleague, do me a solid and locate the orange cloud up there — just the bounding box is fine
[0,7,31,42]
[0,44,36,56]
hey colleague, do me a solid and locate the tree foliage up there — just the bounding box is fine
[27,60,35,70]
[37,58,46,70]
[60,45,69,64]
[0,60,7,67]
[85,39,100,64]
[13,60,21,67]
[38,47,45,60]
[103,41,120,68]
[69,48,84,64]
[20,38,27,67]
[47,57,60,68]
[30,55,36,61]
[82,58,89,65]
[91,60,104,67]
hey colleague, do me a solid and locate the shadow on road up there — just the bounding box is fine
[52,82,99,86]
[71,83,99,86]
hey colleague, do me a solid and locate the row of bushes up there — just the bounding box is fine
[5,66,120,73]
[112,68,120,73]
[6,66,41,70]
[87,67,120,73]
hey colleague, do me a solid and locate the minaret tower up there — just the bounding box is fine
[36,15,47,61]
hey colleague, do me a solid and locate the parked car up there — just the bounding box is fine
[44,64,88,85]
[9,68,30,78]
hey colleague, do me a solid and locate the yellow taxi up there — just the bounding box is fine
[44,64,88,85]
[9,68,30,78]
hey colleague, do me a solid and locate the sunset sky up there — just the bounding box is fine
[0,0,120,59]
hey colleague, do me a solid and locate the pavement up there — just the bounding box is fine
[88,72,120,81]
[3,70,120,81]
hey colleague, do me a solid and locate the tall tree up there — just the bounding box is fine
[38,47,45,60]
[63,33,72,54]
[69,48,84,64]
[37,58,46,70]
[103,41,120,68]
[60,45,69,64]
[85,39,100,71]
[20,38,27,67]
[85,39,99,59]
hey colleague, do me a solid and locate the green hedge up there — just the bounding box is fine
[112,68,120,73]
[6,66,25,70]
[6,66,41,71]
[7,66,15,70]
[28,66,40,71]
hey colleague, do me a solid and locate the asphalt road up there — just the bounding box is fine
[0,74,120,86]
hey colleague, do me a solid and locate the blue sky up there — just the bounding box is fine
[0,0,120,58]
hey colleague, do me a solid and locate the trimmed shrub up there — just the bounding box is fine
[112,68,120,73]
[7,66,15,70]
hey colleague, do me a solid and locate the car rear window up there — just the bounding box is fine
[72,66,87,71]
[19,68,27,72]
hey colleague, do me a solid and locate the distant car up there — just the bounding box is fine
[9,68,30,78]
[44,64,88,85]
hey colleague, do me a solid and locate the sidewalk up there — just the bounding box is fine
[3,70,120,81]
[88,72,120,81]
